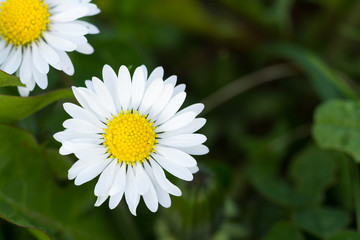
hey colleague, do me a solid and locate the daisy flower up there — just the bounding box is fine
[0,0,100,96]
[54,65,208,215]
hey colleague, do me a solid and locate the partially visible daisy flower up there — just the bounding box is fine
[0,0,100,96]
[54,65,208,215]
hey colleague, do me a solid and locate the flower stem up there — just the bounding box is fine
[201,63,296,115]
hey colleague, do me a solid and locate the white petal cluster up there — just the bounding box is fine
[54,65,208,215]
[0,0,100,96]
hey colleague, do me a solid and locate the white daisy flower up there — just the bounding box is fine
[0,0,100,96]
[54,65,208,215]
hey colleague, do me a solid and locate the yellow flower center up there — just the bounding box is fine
[0,0,50,46]
[103,110,157,165]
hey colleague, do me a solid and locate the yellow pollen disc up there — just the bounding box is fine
[103,110,157,165]
[0,0,50,46]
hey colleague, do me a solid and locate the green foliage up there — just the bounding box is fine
[0,89,73,123]
[292,207,351,238]
[250,146,338,208]
[1,0,360,239]
[0,124,117,240]
[0,70,24,87]
[326,230,360,240]
[313,100,360,162]
[262,44,357,100]
[261,221,305,240]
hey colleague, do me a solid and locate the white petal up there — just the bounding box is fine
[0,40,6,51]
[139,78,164,114]
[17,86,30,97]
[63,102,105,128]
[32,43,49,74]
[156,111,196,132]
[109,163,126,196]
[54,130,100,142]
[38,40,61,70]
[60,141,102,155]
[94,160,117,196]
[56,49,74,75]
[3,47,22,74]
[92,76,117,115]
[188,166,199,174]
[19,47,32,84]
[51,22,89,36]
[60,34,87,46]
[43,32,77,52]
[0,44,12,65]
[164,75,177,87]
[141,65,148,82]
[152,154,193,181]
[125,166,140,216]
[84,80,94,91]
[63,118,102,134]
[68,156,104,180]
[76,43,94,54]
[144,161,172,208]
[172,84,186,96]
[75,20,100,34]
[158,134,207,148]
[148,159,181,196]
[102,64,121,111]
[117,65,132,110]
[72,87,111,120]
[157,118,206,138]
[74,158,111,185]
[94,195,108,207]
[74,147,107,160]
[176,103,204,116]
[178,145,209,155]
[156,146,197,168]
[147,66,164,87]
[50,6,89,22]
[134,163,150,195]
[131,66,146,111]
[148,83,173,120]
[142,182,158,212]
[155,92,186,125]
[32,70,48,89]
[109,191,124,209]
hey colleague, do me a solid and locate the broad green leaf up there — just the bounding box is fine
[312,99,360,162]
[0,89,73,123]
[262,44,357,100]
[249,163,308,208]
[0,124,118,240]
[261,221,305,240]
[326,230,360,240]
[289,146,338,204]
[0,70,24,87]
[250,145,341,208]
[292,207,351,238]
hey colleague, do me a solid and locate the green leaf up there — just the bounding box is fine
[289,146,338,204]
[250,145,339,208]
[249,162,308,208]
[0,70,24,87]
[261,44,357,100]
[0,89,73,123]
[292,207,351,238]
[0,124,118,239]
[261,221,305,240]
[326,230,360,240]
[312,99,360,162]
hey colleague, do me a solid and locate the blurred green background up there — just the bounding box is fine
[2,0,360,239]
